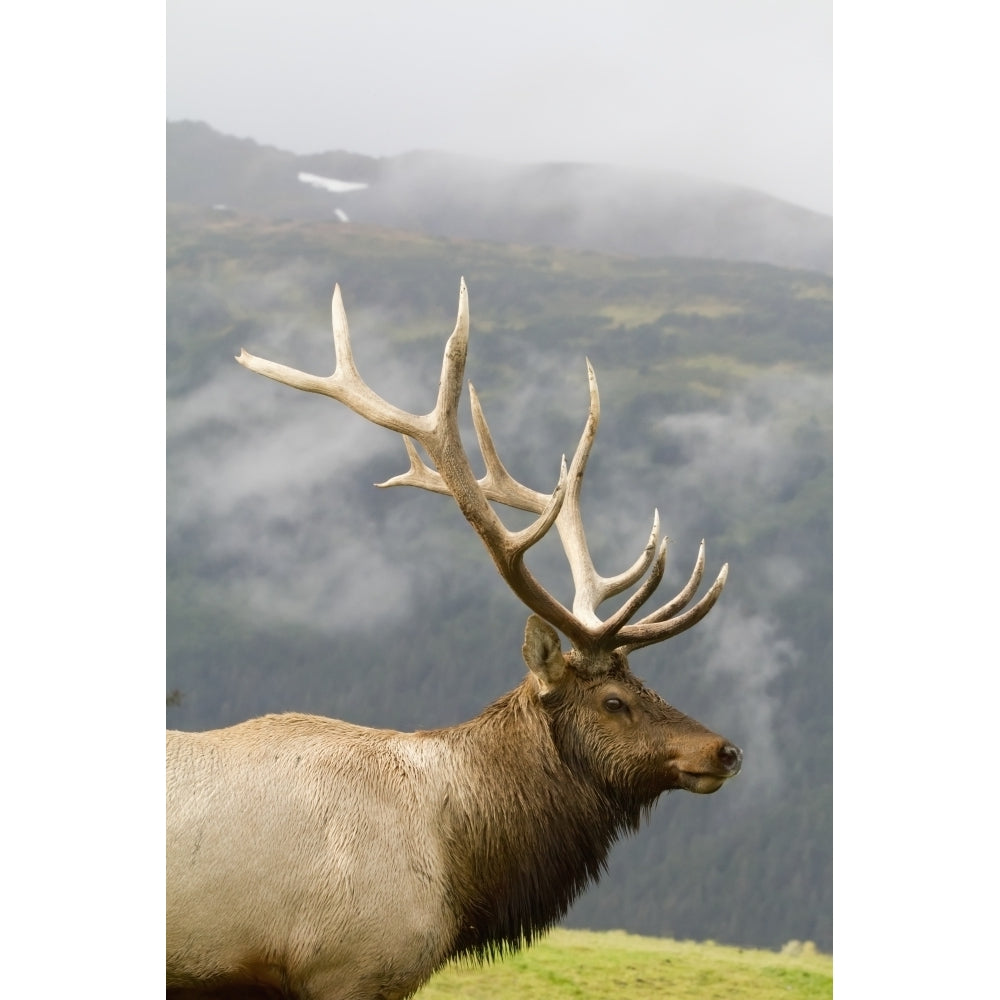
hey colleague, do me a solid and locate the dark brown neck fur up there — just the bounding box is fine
[432,679,655,962]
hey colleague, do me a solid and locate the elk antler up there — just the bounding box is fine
[236,279,727,657]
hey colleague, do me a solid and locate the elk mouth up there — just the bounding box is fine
[675,771,731,794]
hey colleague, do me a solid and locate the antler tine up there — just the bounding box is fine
[616,558,730,654]
[236,284,435,441]
[595,510,662,600]
[635,539,708,626]
[376,437,443,492]
[508,457,570,553]
[468,384,549,510]
[434,279,471,423]
[558,362,672,629]
[466,359,614,631]
[329,283,361,380]
[593,538,668,644]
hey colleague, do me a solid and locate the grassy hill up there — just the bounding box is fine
[416,929,832,999]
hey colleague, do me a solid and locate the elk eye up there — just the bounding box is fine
[604,696,625,713]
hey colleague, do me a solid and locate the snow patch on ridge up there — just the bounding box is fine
[297,172,369,193]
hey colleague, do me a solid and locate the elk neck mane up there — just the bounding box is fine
[428,675,653,962]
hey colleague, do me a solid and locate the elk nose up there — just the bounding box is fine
[718,743,743,776]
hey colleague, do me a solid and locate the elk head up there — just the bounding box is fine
[237,278,742,795]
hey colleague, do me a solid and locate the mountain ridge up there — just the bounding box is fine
[167,120,831,274]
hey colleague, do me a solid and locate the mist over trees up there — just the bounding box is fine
[166,129,831,952]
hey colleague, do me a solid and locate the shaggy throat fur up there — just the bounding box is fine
[440,687,649,961]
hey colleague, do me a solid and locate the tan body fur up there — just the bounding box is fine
[167,715,458,999]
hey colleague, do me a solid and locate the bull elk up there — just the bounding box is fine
[166,279,743,1000]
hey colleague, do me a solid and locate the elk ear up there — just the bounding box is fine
[522,615,567,691]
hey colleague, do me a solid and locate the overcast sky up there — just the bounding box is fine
[166,0,831,215]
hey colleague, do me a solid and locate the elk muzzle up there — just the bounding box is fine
[672,736,743,794]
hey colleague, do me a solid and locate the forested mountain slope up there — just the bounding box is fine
[166,204,831,951]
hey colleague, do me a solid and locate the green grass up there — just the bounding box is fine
[416,929,832,1000]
